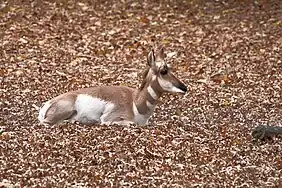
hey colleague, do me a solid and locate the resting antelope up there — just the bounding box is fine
[38,48,187,125]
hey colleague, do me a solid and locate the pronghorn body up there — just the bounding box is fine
[38,48,187,125]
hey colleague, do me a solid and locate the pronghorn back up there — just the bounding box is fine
[38,48,187,125]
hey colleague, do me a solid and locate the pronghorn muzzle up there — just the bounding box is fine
[177,82,187,93]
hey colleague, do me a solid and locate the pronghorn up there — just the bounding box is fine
[38,48,187,126]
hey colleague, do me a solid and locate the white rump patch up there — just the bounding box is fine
[158,77,185,93]
[38,101,52,124]
[73,94,115,124]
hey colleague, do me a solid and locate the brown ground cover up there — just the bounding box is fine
[1,0,281,187]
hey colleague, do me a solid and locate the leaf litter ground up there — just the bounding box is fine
[1,0,282,187]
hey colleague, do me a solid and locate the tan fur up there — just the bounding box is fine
[38,48,187,125]
[75,86,136,121]
[134,78,161,114]
[43,86,136,124]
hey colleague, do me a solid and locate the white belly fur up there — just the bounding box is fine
[72,94,115,124]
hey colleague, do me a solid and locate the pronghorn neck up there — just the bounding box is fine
[134,74,163,115]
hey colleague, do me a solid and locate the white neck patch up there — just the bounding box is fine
[132,102,150,125]
[147,85,158,100]
[146,100,155,110]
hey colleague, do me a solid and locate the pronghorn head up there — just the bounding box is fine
[144,48,187,94]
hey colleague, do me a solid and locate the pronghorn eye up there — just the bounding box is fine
[160,69,168,75]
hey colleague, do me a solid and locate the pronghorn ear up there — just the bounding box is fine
[147,50,156,67]
[157,47,166,60]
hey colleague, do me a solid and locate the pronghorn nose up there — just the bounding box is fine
[179,83,187,93]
